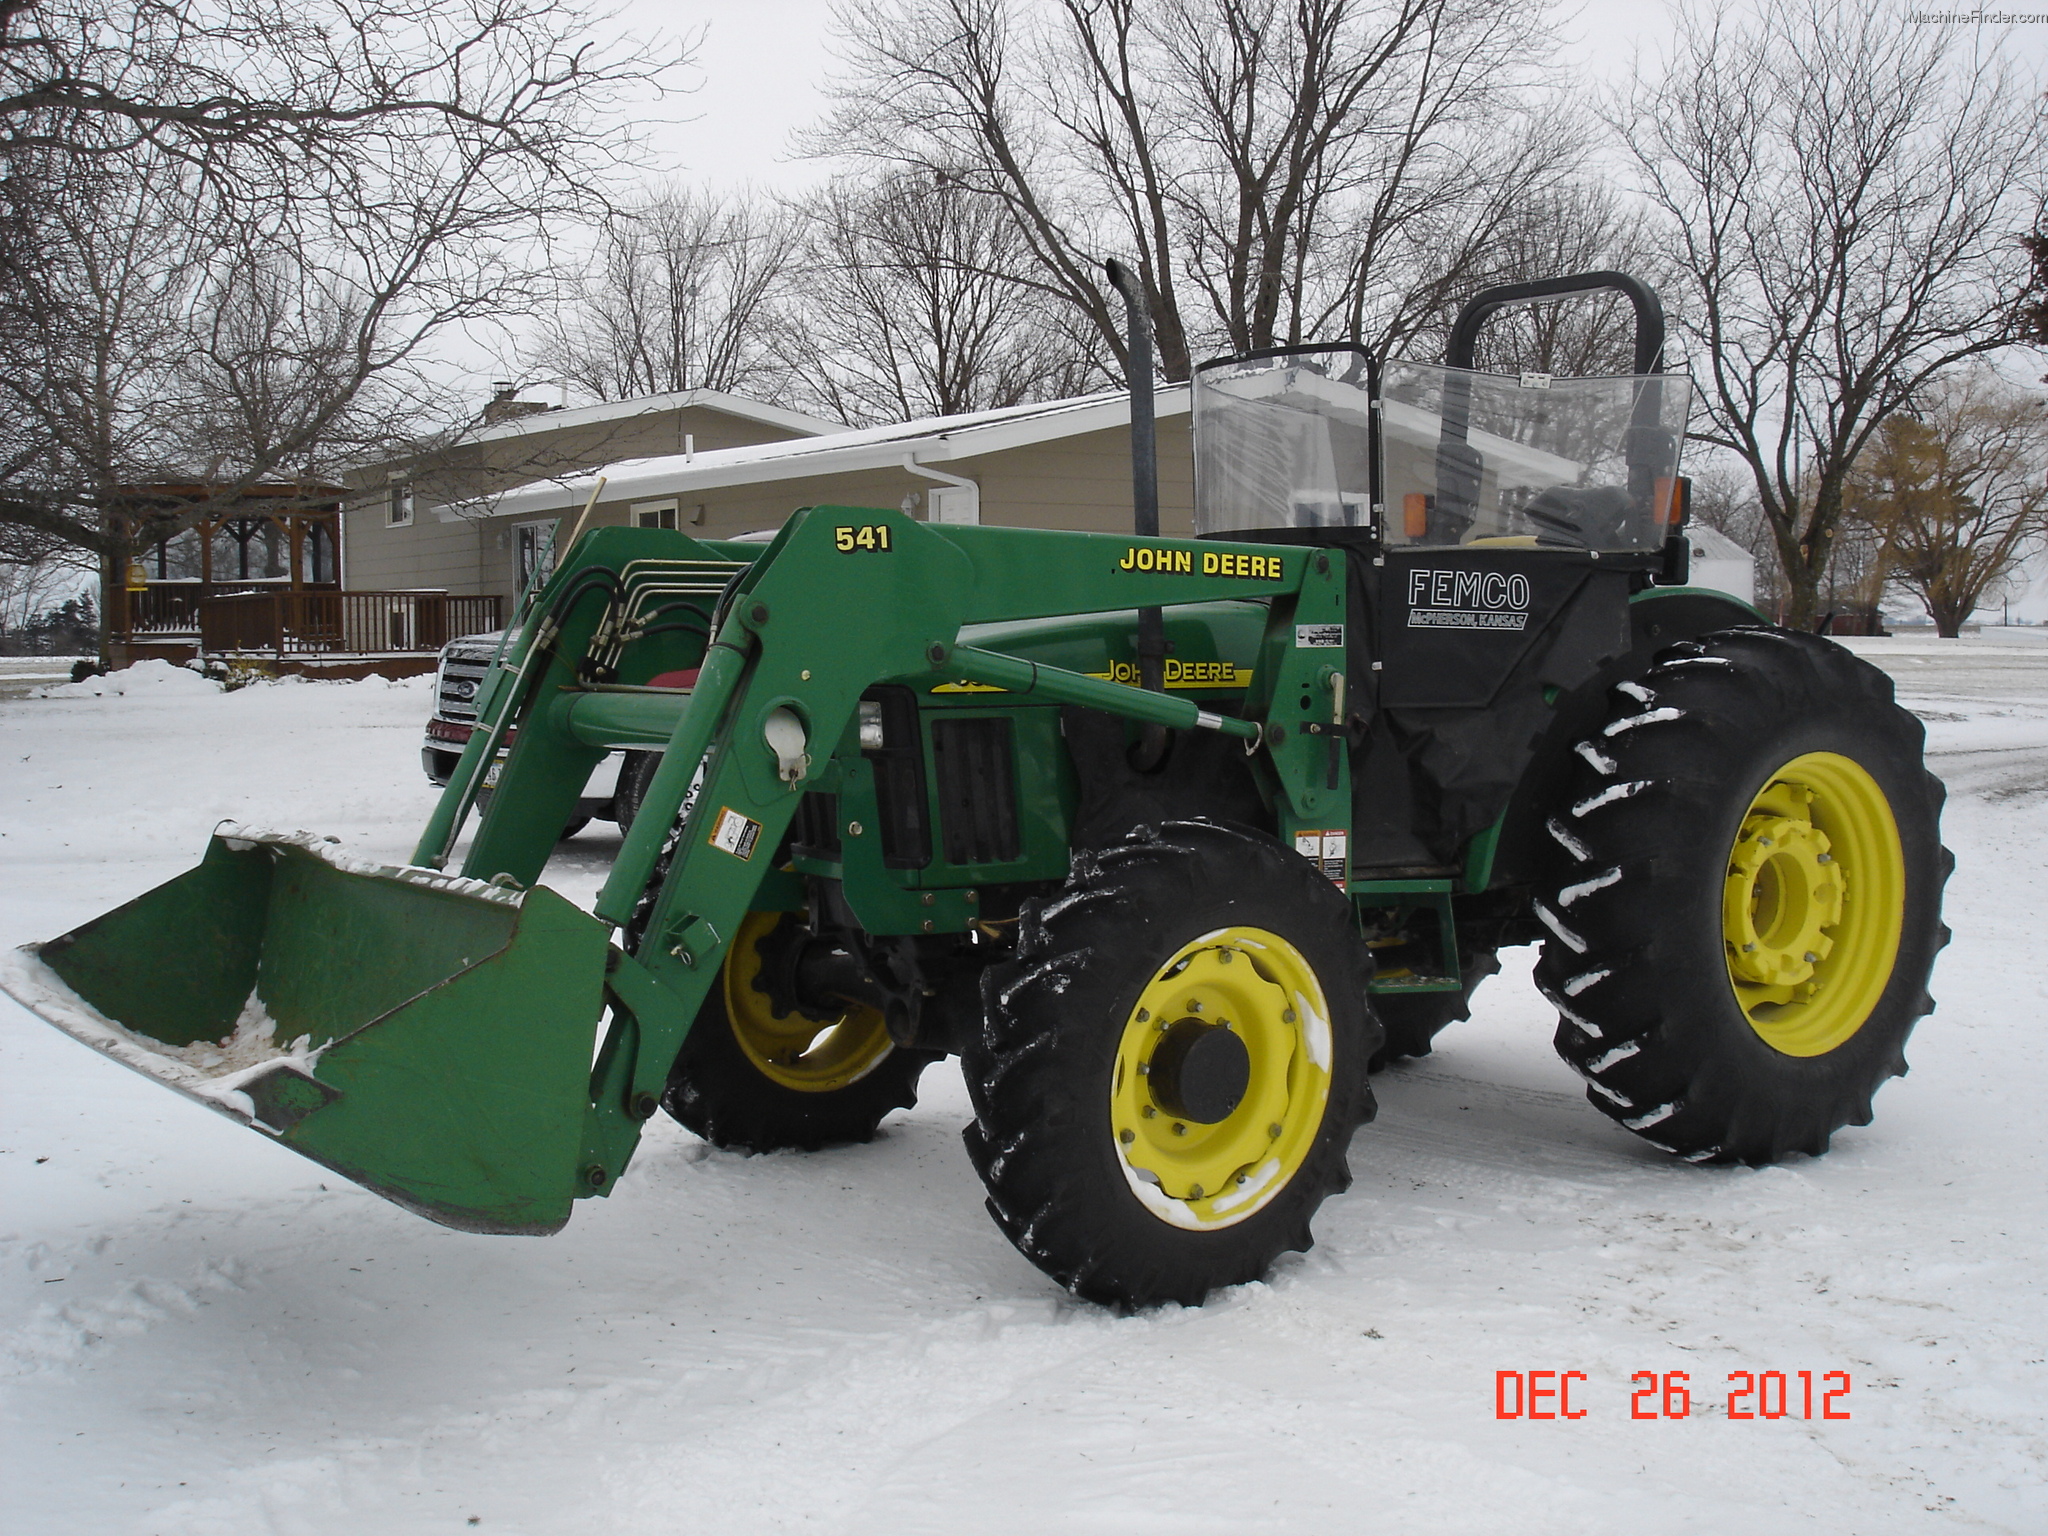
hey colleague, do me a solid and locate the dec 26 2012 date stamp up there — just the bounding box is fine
[1495,1370,1855,1421]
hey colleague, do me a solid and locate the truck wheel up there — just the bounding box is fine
[1368,948,1501,1070]
[1533,629,1950,1164]
[963,820,1378,1307]
[612,750,658,831]
[659,911,939,1153]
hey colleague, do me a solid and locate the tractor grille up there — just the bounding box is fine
[791,689,933,870]
[793,792,842,860]
[931,716,1020,866]
[866,687,931,870]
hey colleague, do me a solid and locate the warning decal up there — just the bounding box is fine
[708,806,763,861]
[1293,829,1349,888]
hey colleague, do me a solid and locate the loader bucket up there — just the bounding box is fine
[1,828,612,1234]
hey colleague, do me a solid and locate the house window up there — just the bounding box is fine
[386,483,414,527]
[516,520,557,589]
[633,499,680,530]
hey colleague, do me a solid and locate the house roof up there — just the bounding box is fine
[457,387,841,448]
[443,386,1192,521]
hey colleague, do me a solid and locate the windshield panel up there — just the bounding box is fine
[1192,349,1375,536]
[1380,361,1691,552]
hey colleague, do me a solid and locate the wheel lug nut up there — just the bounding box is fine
[1172,1122,1187,1136]
[1143,1106,1157,1118]
[1136,1008,1150,1022]
[1119,1128,1135,1144]
[1281,1009,1296,1024]
[1188,1184,1204,1199]
[1803,951,1819,963]
[1268,1123,1283,1139]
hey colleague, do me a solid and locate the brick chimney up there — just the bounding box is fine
[483,382,553,425]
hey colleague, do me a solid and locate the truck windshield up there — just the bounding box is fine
[1193,348,1691,553]
[1383,362,1690,552]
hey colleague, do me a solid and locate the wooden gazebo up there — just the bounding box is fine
[111,481,345,656]
[108,482,499,676]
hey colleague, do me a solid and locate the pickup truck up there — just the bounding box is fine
[423,629,659,836]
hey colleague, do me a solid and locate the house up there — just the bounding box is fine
[343,386,841,602]
[108,388,837,672]
[424,387,1197,596]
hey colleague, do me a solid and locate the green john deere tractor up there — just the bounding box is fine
[3,270,1949,1307]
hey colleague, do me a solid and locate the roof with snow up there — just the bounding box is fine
[442,386,1192,521]
[459,387,841,448]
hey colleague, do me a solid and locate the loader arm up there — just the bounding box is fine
[474,507,1350,1192]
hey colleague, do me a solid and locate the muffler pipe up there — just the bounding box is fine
[1104,258,1170,771]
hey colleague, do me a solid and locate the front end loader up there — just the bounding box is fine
[5,271,1948,1305]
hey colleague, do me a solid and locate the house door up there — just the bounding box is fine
[516,520,558,590]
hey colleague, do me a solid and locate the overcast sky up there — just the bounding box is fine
[624,1,2047,191]
[624,0,1698,191]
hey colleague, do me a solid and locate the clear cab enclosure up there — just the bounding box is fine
[1193,275,1691,554]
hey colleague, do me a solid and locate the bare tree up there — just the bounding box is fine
[2026,224,2048,375]
[526,184,801,401]
[0,0,683,651]
[1611,0,2045,628]
[785,170,1105,425]
[1843,368,2048,638]
[813,0,1577,382]
[1,0,666,196]
[1459,181,1666,377]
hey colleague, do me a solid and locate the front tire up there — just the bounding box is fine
[1533,629,1950,1164]
[963,821,1378,1307]
[659,911,939,1153]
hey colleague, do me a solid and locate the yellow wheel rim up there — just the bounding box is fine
[724,912,896,1093]
[1108,927,1335,1230]
[1721,752,1905,1057]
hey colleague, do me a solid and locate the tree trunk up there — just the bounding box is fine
[96,546,118,668]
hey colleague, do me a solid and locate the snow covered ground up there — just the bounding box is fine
[2,645,2044,1535]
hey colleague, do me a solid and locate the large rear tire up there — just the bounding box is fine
[657,911,939,1153]
[963,821,1378,1307]
[1533,629,1950,1164]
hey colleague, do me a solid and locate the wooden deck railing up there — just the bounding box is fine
[197,590,503,656]
[120,584,211,636]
